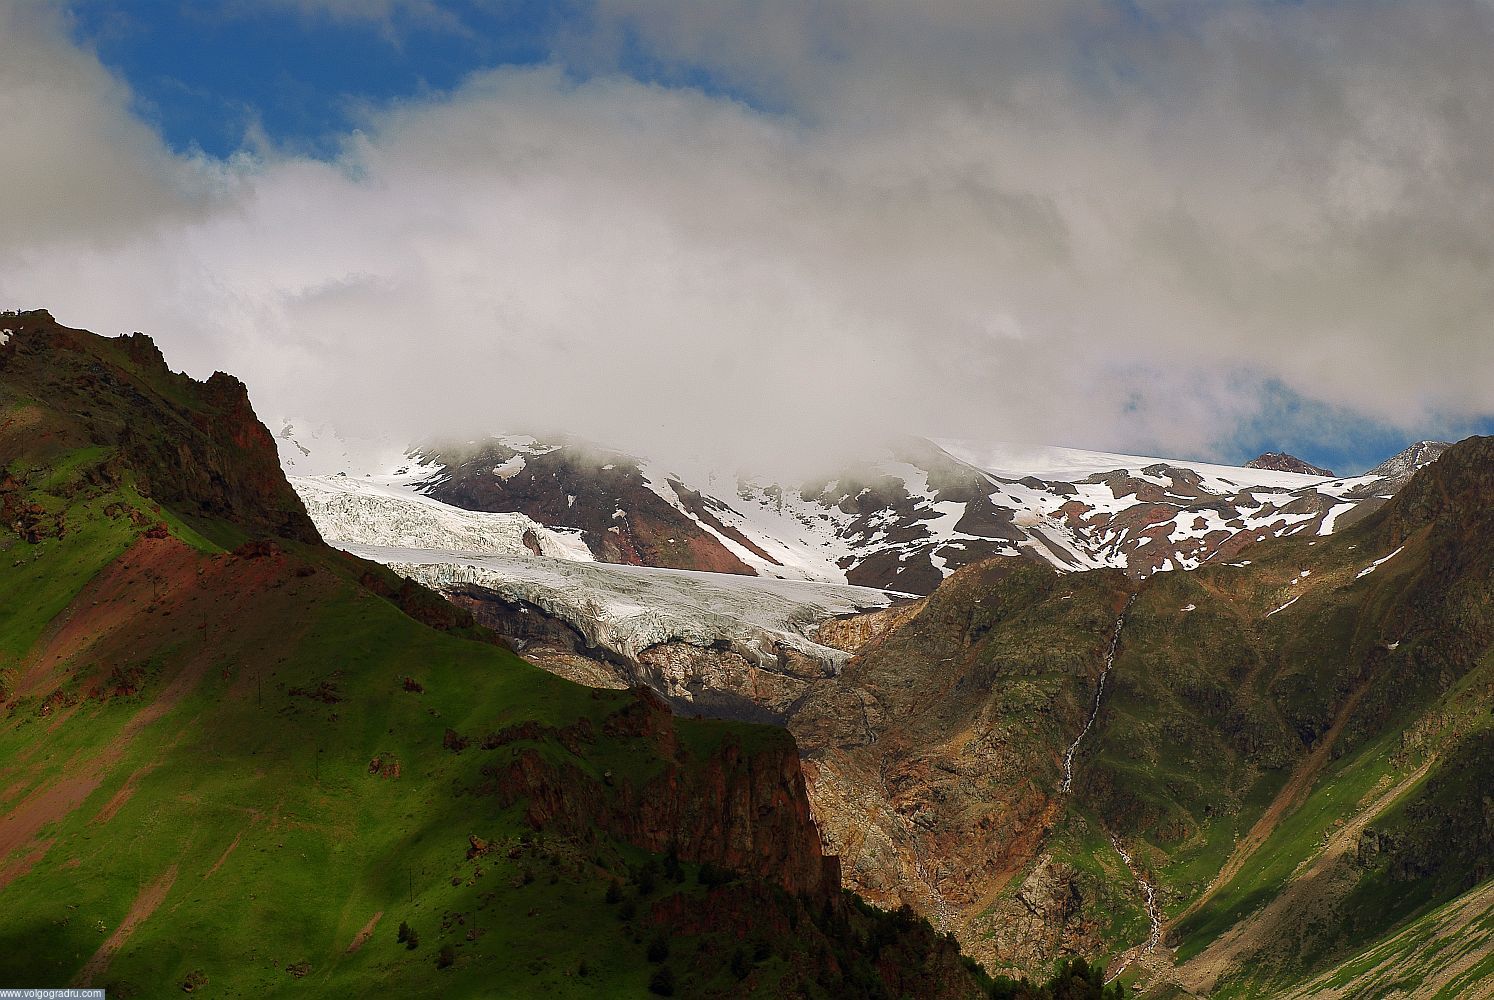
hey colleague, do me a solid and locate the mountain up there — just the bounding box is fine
[1366,439,1453,491]
[1243,452,1334,477]
[770,436,1494,995]
[290,420,1494,994]
[291,433,1413,603]
[0,310,996,998]
[281,433,1442,722]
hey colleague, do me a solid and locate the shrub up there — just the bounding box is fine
[647,965,676,996]
[646,934,670,963]
[436,945,455,970]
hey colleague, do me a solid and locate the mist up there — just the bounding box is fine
[3,2,1493,477]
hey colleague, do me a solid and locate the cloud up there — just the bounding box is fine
[0,5,220,246]
[2,2,1492,475]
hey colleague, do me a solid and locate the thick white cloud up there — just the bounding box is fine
[2,3,1492,474]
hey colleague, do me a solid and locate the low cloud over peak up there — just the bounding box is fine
[3,2,1492,476]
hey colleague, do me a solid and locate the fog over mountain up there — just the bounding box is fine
[3,2,1494,476]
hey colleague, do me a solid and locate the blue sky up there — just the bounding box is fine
[2,2,1490,474]
[70,2,567,158]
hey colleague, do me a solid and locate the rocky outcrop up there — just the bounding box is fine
[1245,452,1334,477]
[978,856,1104,970]
[814,602,924,654]
[0,310,318,544]
[477,689,841,901]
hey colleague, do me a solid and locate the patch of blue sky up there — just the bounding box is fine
[1220,378,1494,475]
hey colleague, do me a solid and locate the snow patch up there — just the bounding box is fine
[1356,545,1406,579]
[491,456,526,480]
[1266,591,1302,615]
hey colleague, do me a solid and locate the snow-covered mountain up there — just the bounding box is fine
[309,433,1427,592]
[286,432,1448,594]
[283,432,1448,714]
[1364,440,1452,490]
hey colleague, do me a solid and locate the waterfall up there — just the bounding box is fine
[1060,596,1134,793]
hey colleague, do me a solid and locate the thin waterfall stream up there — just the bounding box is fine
[1060,597,1133,793]
[1056,595,1161,973]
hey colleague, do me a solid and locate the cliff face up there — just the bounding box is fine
[472,689,840,900]
[0,309,317,543]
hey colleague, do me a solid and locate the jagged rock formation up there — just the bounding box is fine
[3,309,318,544]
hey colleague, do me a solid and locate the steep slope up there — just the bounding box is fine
[0,312,986,998]
[786,437,1494,995]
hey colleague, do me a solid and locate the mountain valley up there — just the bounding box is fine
[3,310,1490,998]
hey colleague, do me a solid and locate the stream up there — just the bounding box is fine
[1056,596,1162,972]
[1060,598,1133,793]
[1111,835,1162,954]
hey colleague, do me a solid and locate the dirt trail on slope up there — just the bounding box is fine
[346,910,385,953]
[1166,674,1374,935]
[74,864,179,986]
[1169,757,1434,996]
[203,831,244,880]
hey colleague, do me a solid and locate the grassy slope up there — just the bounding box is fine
[0,463,720,996]
[0,319,982,998]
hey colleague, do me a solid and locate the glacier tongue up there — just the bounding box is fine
[342,543,897,672]
[291,474,593,561]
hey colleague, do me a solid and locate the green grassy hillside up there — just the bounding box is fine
[0,311,990,998]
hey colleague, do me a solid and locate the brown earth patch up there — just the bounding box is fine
[0,768,100,891]
[91,764,155,825]
[203,831,244,880]
[74,864,179,986]
[0,837,56,891]
[346,910,384,953]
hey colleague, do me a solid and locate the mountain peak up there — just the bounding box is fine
[1243,451,1334,477]
[1367,440,1453,489]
